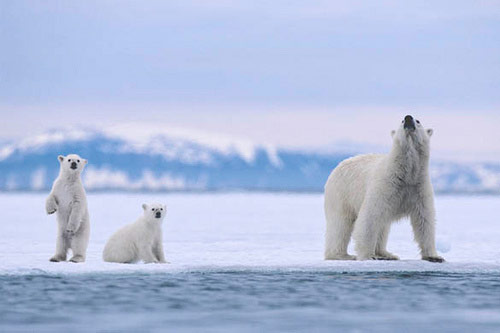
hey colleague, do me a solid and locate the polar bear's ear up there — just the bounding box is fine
[391,130,396,137]
[83,159,88,165]
[58,155,65,162]
[142,203,148,211]
[427,129,433,137]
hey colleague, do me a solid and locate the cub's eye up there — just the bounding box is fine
[68,159,71,162]
[152,208,154,211]
[401,120,404,123]
[160,208,163,211]
[77,159,80,163]
[416,120,420,124]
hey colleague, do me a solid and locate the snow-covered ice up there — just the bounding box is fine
[1,193,500,332]
[1,193,499,274]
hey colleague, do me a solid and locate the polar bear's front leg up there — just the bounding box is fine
[45,194,58,215]
[140,245,159,264]
[66,201,84,235]
[353,208,387,260]
[153,238,168,264]
[410,199,444,263]
[374,223,399,260]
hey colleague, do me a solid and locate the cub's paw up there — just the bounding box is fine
[325,254,357,261]
[49,255,66,262]
[69,255,85,263]
[65,227,76,237]
[423,256,445,263]
[45,201,57,215]
[144,260,160,264]
[373,252,400,261]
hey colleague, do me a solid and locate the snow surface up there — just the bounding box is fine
[1,193,499,275]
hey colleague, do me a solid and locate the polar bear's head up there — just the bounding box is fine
[142,203,167,221]
[391,115,433,152]
[58,154,88,174]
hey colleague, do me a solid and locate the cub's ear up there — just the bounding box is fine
[83,159,88,165]
[391,130,396,137]
[142,203,148,211]
[427,129,434,137]
[58,155,65,162]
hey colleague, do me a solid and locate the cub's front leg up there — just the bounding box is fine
[140,245,160,264]
[45,194,58,215]
[153,237,168,264]
[66,201,84,236]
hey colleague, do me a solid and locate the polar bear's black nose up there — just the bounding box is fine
[70,162,77,169]
[155,212,161,218]
[404,115,416,130]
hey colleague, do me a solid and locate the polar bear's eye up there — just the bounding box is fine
[68,159,71,162]
[152,208,154,211]
[77,160,80,163]
[416,120,420,124]
[160,208,163,210]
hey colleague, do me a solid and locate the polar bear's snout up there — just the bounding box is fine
[403,115,416,130]
[70,161,78,169]
[155,211,161,218]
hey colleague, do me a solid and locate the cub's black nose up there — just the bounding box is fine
[404,115,416,130]
[155,212,161,218]
[70,162,77,169]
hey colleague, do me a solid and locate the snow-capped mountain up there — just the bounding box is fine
[0,127,499,193]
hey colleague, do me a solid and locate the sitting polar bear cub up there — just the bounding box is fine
[46,154,90,263]
[324,115,444,262]
[103,203,168,264]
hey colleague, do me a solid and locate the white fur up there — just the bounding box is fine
[103,203,168,264]
[45,154,90,263]
[324,116,444,262]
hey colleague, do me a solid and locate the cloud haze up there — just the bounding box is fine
[1,1,499,158]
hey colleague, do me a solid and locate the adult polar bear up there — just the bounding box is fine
[45,154,90,263]
[324,115,444,262]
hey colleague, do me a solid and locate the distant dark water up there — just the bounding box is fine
[1,271,500,332]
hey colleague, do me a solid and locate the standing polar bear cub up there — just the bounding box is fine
[46,154,90,263]
[324,115,444,262]
[103,203,168,264]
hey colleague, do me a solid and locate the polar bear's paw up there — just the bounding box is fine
[69,255,85,263]
[45,200,57,215]
[49,255,66,262]
[373,252,400,260]
[325,253,357,261]
[423,256,445,263]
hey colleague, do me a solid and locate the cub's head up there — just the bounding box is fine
[391,115,433,151]
[142,203,167,221]
[58,154,88,174]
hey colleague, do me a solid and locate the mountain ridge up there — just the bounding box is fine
[0,127,498,193]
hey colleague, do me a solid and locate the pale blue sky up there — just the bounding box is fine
[1,1,499,156]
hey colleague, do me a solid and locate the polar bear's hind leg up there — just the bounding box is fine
[50,232,69,262]
[324,210,356,260]
[68,230,89,263]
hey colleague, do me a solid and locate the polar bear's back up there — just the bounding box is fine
[324,154,385,217]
